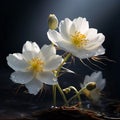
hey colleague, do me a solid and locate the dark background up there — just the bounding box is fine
[0,0,120,110]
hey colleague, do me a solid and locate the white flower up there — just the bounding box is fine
[47,17,105,59]
[80,71,106,102]
[7,41,63,95]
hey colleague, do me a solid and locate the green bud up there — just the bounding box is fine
[48,14,58,30]
[86,82,96,91]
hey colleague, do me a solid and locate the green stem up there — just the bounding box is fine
[56,53,71,77]
[56,84,69,106]
[68,86,81,101]
[52,53,71,106]
[68,87,86,103]
[52,85,56,106]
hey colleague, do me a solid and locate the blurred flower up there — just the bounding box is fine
[48,14,58,30]
[7,41,62,95]
[47,17,105,59]
[80,71,106,102]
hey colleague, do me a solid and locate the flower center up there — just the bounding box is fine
[27,57,44,73]
[71,32,88,48]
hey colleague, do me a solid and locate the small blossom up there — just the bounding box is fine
[47,17,105,59]
[80,71,106,102]
[7,41,63,95]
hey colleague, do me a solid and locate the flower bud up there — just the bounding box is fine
[86,82,96,91]
[48,14,58,30]
[63,88,71,94]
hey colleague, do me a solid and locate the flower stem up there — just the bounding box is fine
[68,87,86,103]
[52,85,56,107]
[56,84,69,106]
[52,53,71,106]
[68,86,81,101]
[56,53,71,77]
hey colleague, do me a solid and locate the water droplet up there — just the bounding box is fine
[51,106,57,108]
[51,106,54,108]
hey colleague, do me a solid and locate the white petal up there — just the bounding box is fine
[7,53,28,72]
[22,41,41,61]
[41,44,56,60]
[25,79,43,95]
[69,22,76,35]
[94,72,105,89]
[84,75,91,85]
[22,41,40,53]
[23,51,40,61]
[59,18,72,40]
[73,17,83,30]
[80,83,84,88]
[37,72,58,85]
[56,40,75,53]
[83,71,100,85]
[86,28,98,41]
[56,41,88,59]
[76,47,103,59]
[97,79,106,90]
[73,17,89,33]
[44,55,62,71]
[32,42,40,52]
[90,71,102,82]
[80,18,89,33]
[47,30,63,46]
[10,71,33,84]
[94,46,105,56]
[23,41,33,52]
[56,41,98,59]
[75,46,105,59]
[85,33,105,50]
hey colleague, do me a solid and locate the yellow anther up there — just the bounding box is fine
[27,57,44,74]
[71,32,88,48]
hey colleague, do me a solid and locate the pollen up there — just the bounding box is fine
[27,57,44,73]
[71,32,88,48]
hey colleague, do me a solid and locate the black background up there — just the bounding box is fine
[0,0,120,106]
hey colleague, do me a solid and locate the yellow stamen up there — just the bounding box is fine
[27,57,44,74]
[71,31,88,48]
